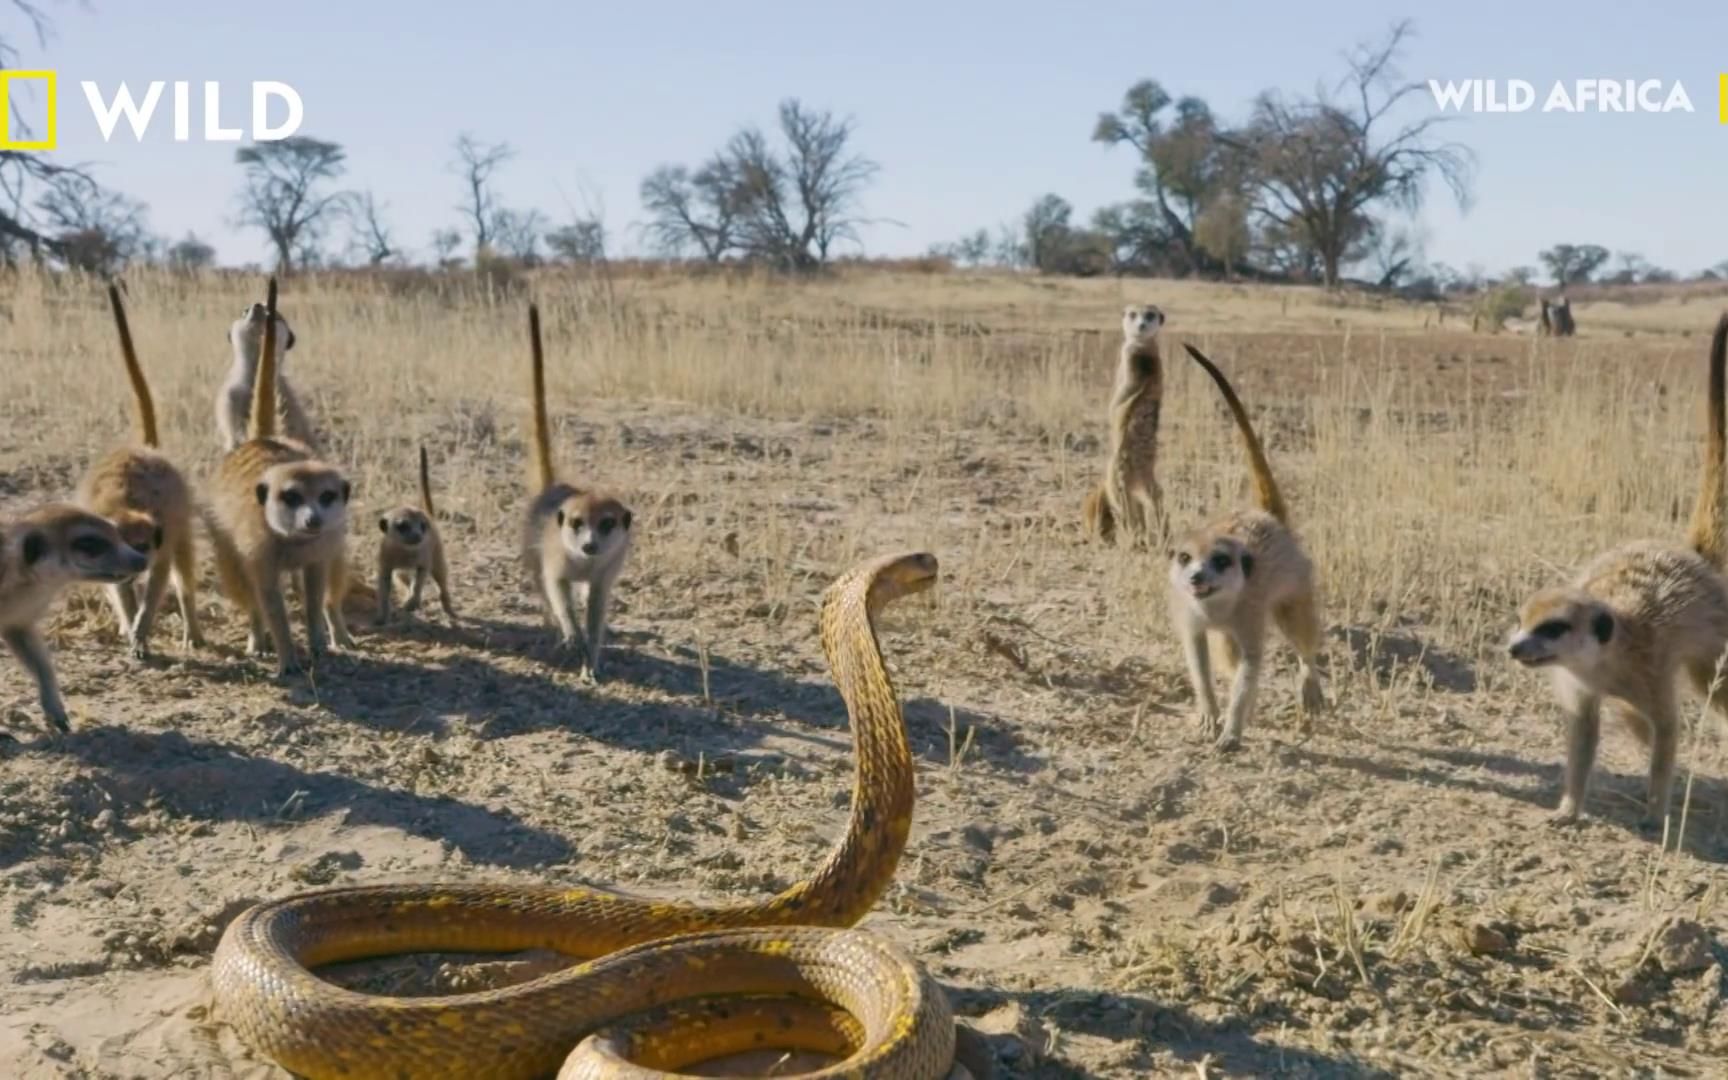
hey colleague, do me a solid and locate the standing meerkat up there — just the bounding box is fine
[1,504,148,732]
[1509,313,1728,828]
[216,301,312,450]
[204,278,356,676]
[76,283,205,659]
[1084,304,1167,545]
[373,445,456,624]
[1168,343,1326,752]
[520,303,634,681]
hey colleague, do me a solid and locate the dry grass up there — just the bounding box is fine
[1,265,1725,1077]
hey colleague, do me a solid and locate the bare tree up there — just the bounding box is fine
[489,207,547,264]
[165,231,216,272]
[449,133,513,256]
[1221,20,1473,288]
[1538,243,1611,286]
[0,1,95,263]
[640,160,741,260]
[234,136,350,274]
[36,174,155,273]
[640,99,879,270]
[429,227,463,269]
[344,190,398,266]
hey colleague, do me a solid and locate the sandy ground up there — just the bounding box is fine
[2,275,1726,1078]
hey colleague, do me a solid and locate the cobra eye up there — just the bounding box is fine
[282,490,304,508]
[1210,553,1233,573]
[318,491,337,507]
[72,536,110,557]
[1534,620,1571,640]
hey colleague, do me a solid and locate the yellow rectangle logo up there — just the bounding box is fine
[0,70,57,150]
[1720,73,1728,123]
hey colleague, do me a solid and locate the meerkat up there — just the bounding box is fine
[216,300,312,451]
[1508,313,1728,828]
[1,504,148,732]
[1168,343,1326,752]
[204,278,356,677]
[374,445,456,624]
[75,284,205,660]
[520,303,633,681]
[1085,304,1167,545]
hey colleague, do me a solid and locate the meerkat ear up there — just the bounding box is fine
[255,483,269,505]
[22,532,46,566]
[378,517,389,534]
[556,510,565,527]
[341,481,351,504]
[283,326,296,351]
[1239,552,1255,578]
[1591,611,1614,644]
[621,509,633,530]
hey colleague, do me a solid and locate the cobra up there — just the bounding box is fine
[211,551,975,1078]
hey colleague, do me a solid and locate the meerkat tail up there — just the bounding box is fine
[1182,343,1289,525]
[418,444,436,518]
[248,276,281,442]
[107,282,158,448]
[1686,313,1728,568]
[527,302,555,493]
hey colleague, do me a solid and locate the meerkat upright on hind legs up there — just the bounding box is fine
[520,304,633,681]
[216,300,312,451]
[1167,343,1326,752]
[1084,304,1167,546]
[374,446,456,624]
[75,283,205,659]
[204,278,356,677]
[1,504,148,732]
[1509,314,1728,829]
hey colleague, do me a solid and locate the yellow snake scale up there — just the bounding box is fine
[212,551,972,1079]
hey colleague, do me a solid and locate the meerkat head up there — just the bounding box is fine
[1508,587,1616,675]
[1168,530,1252,611]
[107,508,165,563]
[230,303,296,354]
[8,504,149,584]
[1122,304,1166,347]
[255,462,350,541]
[554,493,633,565]
[379,506,432,546]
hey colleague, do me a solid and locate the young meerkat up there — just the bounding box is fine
[216,300,312,451]
[1508,313,1728,828]
[1168,343,1326,753]
[373,445,456,624]
[1084,304,1167,545]
[204,278,356,676]
[1,504,148,732]
[75,283,205,659]
[520,303,634,681]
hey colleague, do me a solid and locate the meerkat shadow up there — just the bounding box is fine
[1333,625,1478,694]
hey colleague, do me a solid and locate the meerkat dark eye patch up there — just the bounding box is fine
[1174,551,1192,567]
[1533,620,1571,640]
[318,491,337,507]
[23,532,46,565]
[598,518,614,535]
[281,490,304,508]
[571,517,585,531]
[71,535,110,558]
[1209,553,1233,573]
[1591,612,1614,644]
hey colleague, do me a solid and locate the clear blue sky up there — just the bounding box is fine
[12,0,1728,277]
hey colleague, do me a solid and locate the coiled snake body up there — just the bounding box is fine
[212,552,964,1078]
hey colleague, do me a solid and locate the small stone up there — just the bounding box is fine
[89,878,123,899]
[1655,919,1715,976]
[1367,890,1411,917]
[1461,921,1511,957]
[92,809,116,831]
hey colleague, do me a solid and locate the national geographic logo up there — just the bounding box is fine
[1,73,302,148]
[0,70,57,150]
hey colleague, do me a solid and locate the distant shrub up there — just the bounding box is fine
[1473,284,1531,329]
